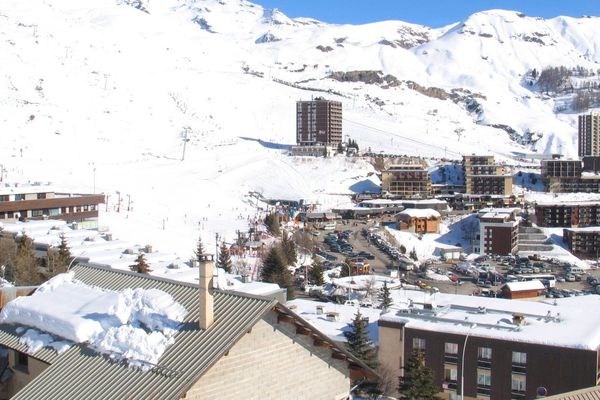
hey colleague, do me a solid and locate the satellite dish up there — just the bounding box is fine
[537,387,547,397]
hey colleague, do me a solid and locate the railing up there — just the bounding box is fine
[477,359,492,369]
[511,363,527,374]
[444,354,458,364]
[476,386,492,397]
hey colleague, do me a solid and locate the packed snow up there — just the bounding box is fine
[0,272,187,369]
[1,0,599,260]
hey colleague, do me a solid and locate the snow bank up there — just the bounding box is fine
[1,273,187,369]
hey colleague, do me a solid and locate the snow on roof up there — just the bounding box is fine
[286,298,382,343]
[504,280,546,291]
[0,272,186,369]
[402,199,447,205]
[564,226,600,233]
[360,199,404,206]
[380,289,600,350]
[479,207,519,214]
[398,208,441,219]
[0,183,53,196]
[526,192,600,206]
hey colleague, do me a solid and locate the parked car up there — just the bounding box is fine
[565,274,576,282]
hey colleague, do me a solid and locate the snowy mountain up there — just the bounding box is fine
[1,0,599,254]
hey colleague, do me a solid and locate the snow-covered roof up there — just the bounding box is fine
[564,227,600,233]
[504,280,546,292]
[380,289,600,351]
[398,208,441,219]
[527,192,600,206]
[0,264,279,400]
[0,183,53,196]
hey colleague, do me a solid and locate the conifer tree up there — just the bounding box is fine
[379,281,392,311]
[399,244,407,255]
[344,309,378,369]
[54,233,71,274]
[308,261,325,286]
[409,247,418,261]
[193,235,206,262]
[130,252,151,274]
[264,213,280,236]
[217,242,232,273]
[0,237,17,282]
[261,247,285,283]
[14,233,39,285]
[261,246,294,299]
[280,232,297,266]
[398,350,438,400]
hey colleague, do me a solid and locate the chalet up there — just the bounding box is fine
[0,260,375,399]
[396,209,441,234]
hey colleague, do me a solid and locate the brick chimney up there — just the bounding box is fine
[198,254,215,330]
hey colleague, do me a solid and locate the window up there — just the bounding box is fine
[511,374,526,392]
[15,194,24,200]
[49,208,60,216]
[0,195,8,202]
[512,351,527,365]
[444,364,457,382]
[477,369,491,387]
[445,343,458,354]
[412,337,426,351]
[37,193,46,199]
[14,351,28,373]
[478,347,492,360]
[31,209,43,217]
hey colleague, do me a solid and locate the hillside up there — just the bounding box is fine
[1,0,599,254]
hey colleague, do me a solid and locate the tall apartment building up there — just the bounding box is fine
[563,228,600,258]
[463,155,512,195]
[541,158,600,193]
[578,112,600,157]
[478,209,520,255]
[379,294,600,399]
[0,183,104,228]
[296,98,342,146]
[534,201,600,228]
[381,164,431,199]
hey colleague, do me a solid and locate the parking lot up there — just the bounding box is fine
[309,217,600,299]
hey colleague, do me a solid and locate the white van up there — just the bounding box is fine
[568,266,585,275]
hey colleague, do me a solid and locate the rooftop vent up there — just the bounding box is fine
[478,306,487,314]
[241,273,251,284]
[512,313,526,326]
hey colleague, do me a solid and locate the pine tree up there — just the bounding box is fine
[280,232,297,266]
[379,281,392,311]
[0,237,17,282]
[261,247,294,299]
[264,213,280,236]
[193,235,206,262]
[54,233,71,274]
[130,252,151,274]
[261,247,286,283]
[308,261,325,286]
[409,247,418,261]
[344,309,378,369]
[217,242,232,273]
[399,244,407,254]
[14,233,39,285]
[398,350,438,400]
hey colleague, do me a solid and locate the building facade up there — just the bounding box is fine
[296,98,342,146]
[379,297,600,400]
[479,211,520,255]
[463,155,512,195]
[563,228,600,258]
[381,164,431,198]
[396,209,441,234]
[578,112,600,157]
[0,184,104,227]
[540,158,600,193]
[534,202,600,228]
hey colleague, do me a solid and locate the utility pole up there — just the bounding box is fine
[116,191,121,213]
[127,194,131,211]
[215,233,220,266]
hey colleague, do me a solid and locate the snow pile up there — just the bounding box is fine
[1,273,187,369]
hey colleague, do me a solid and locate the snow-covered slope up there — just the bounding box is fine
[1,0,599,255]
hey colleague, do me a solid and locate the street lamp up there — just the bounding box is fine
[461,323,477,400]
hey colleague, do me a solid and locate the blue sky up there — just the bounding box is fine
[254,1,599,27]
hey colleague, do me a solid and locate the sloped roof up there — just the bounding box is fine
[7,264,277,400]
[504,280,546,292]
[544,386,600,399]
